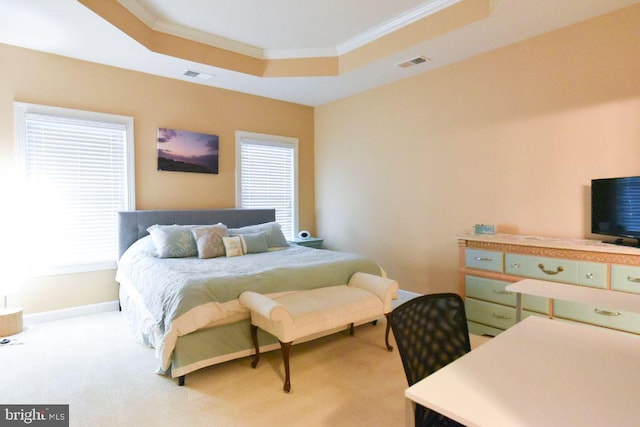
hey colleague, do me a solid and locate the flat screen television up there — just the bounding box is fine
[591,176,640,246]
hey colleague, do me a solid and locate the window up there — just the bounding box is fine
[14,102,135,275]
[236,131,298,240]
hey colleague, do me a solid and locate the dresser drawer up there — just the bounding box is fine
[611,265,640,294]
[507,253,607,288]
[553,300,640,334]
[577,261,608,288]
[465,298,516,330]
[505,254,528,276]
[465,275,549,314]
[526,256,578,283]
[465,249,503,273]
[465,276,514,305]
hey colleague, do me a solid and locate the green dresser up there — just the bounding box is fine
[459,233,640,336]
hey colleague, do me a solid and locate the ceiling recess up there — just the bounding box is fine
[396,55,431,69]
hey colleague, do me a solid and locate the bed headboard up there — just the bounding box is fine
[117,208,276,258]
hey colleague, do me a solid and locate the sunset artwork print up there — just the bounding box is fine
[157,128,219,174]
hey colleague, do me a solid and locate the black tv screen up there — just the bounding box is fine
[592,176,640,243]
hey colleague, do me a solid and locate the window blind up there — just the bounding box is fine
[238,137,297,240]
[21,109,133,273]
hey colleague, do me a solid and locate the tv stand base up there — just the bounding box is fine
[603,238,640,248]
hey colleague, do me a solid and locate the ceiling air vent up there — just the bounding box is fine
[183,70,214,80]
[396,55,431,69]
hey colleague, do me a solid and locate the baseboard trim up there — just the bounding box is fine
[24,301,120,325]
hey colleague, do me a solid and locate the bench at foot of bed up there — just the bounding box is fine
[239,272,398,392]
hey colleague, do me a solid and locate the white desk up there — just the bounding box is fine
[405,316,640,427]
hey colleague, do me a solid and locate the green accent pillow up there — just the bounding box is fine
[228,222,289,248]
[239,232,269,254]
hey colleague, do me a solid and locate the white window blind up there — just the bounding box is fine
[15,103,134,274]
[236,132,298,240]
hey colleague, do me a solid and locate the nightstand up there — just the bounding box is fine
[290,237,324,249]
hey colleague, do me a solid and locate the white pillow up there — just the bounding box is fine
[223,236,243,257]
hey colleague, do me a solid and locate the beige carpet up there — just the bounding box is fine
[2,311,490,427]
[2,312,409,427]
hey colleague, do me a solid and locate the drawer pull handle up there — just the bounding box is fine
[594,308,621,317]
[538,263,564,275]
[511,263,521,268]
[493,289,513,295]
[475,257,492,262]
[585,273,594,279]
[626,276,640,283]
[491,313,513,320]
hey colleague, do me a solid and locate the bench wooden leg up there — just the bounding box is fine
[280,340,292,393]
[349,322,355,336]
[250,324,260,368]
[385,313,393,351]
[178,375,185,386]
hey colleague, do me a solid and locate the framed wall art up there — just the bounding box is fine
[157,127,219,174]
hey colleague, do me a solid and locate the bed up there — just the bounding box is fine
[116,208,383,385]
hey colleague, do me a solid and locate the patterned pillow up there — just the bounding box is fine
[191,224,229,259]
[147,224,197,258]
[228,222,289,248]
[223,236,243,257]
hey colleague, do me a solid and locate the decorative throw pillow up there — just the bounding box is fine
[222,236,243,257]
[191,224,228,259]
[228,222,289,248]
[238,232,269,254]
[147,224,197,258]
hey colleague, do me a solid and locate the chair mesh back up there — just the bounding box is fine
[391,293,471,387]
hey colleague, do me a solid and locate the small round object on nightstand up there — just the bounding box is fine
[298,230,310,239]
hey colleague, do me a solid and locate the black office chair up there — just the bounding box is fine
[391,293,471,427]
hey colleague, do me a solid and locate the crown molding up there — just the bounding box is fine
[153,19,264,59]
[117,0,463,60]
[117,0,264,58]
[117,0,156,27]
[262,47,338,60]
[336,0,463,55]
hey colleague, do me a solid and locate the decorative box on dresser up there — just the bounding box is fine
[458,233,640,336]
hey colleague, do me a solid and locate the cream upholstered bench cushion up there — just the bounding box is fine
[239,272,398,343]
[238,272,398,392]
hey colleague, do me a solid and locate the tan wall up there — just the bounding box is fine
[0,44,315,314]
[315,6,640,294]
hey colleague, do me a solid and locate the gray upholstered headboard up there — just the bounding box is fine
[117,208,276,258]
